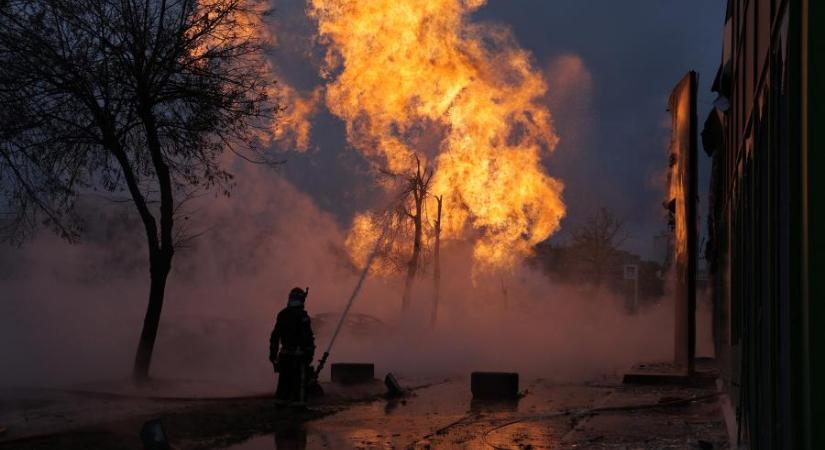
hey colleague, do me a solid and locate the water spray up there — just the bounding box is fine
[314,214,392,378]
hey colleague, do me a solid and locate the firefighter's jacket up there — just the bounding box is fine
[269,305,315,364]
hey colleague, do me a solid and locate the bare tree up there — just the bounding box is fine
[569,207,626,286]
[399,156,432,313]
[368,154,435,314]
[0,0,276,380]
[430,194,442,326]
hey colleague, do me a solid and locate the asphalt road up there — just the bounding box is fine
[225,377,728,450]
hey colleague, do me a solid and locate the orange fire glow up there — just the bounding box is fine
[193,0,318,152]
[272,86,322,151]
[310,0,566,271]
[667,78,691,262]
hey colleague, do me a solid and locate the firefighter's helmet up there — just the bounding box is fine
[288,287,308,305]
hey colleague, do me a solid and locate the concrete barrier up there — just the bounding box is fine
[330,363,375,384]
[471,372,519,400]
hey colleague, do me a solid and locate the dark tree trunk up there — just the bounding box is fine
[500,276,509,306]
[100,124,174,382]
[132,97,176,381]
[430,196,442,327]
[401,191,423,313]
[0,0,270,385]
[133,250,172,380]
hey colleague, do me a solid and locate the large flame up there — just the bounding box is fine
[310,0,565,270]
[273,86,322,151]
[193,0,319,151]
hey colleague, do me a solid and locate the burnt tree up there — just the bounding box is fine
[0,0,276,380]
[399,157,432,313]
[430,194,442,326]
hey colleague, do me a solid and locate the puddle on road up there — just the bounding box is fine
[225,430,322,450]
[224,379,565,449]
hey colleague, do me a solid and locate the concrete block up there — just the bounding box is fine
[471,372,519,400]
[330,363,375,384]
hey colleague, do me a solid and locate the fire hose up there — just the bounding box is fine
[314,214,393,379]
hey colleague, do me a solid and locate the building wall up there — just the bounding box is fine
[802,0,825,446]
[706,0,822,448]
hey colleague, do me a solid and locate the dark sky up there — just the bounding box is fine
[274,0,726,260]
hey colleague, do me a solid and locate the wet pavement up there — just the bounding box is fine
[0,375,728,449]
[224,377,729,450]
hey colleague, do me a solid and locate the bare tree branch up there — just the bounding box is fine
[568,207,627,286]
[0,0,278,379]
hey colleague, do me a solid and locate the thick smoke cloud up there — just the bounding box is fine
[1,163,679,389]
[0,0,723,390]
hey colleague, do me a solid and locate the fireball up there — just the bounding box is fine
[310,0,566,270]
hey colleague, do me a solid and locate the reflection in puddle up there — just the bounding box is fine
[224,424,312,450]
[470,398,520,413]
[383,397,405,414]
[225,380,560,449]
[274,424,307,450]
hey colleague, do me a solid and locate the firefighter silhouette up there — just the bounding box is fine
[269,287,316,403]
